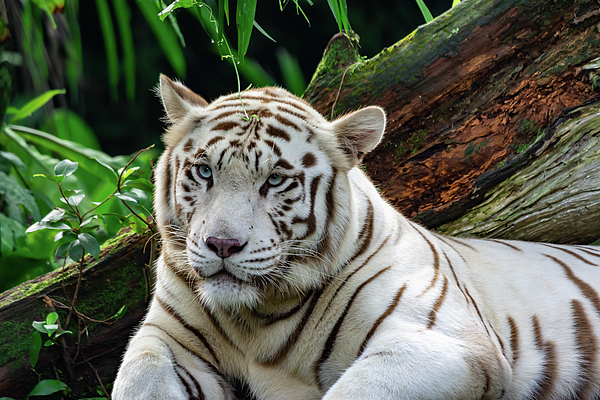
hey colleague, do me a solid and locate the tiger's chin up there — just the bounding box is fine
[197,272,264,312]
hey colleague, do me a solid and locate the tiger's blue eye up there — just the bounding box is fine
[196,165,212,180]
[267,173,284,186]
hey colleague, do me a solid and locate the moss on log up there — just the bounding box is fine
[0,229,153,399]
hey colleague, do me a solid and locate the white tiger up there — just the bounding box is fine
[112,74,600,400]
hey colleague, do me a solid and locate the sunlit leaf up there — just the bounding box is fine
[236,0,257,62]
[415,0,434,23]
[115,192,139,204]
[8,89,66,123]
[54,159,79,177]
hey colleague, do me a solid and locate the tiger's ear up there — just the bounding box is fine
[332,106,386,166]
[159,74,208,123]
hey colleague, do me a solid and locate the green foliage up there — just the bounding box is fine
[415,0,434,23]
[0,88,155,292]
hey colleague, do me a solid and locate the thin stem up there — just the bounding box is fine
[64,255,85,330]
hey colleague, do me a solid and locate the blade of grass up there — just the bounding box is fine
[253,20,276,43]
[415,0,434,23]
[8,89,66,123]
[112,0,136,101]
[452,0,460,6]
[236,0,258,63]
[95,0,120,101]
[276,48,306,96]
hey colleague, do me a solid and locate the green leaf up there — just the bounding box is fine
[253,20,275,43]
[44,340,55,347]
[0,213,27,255]
[28,380,69,397]
[115,192,139,204]
[46,312,59,326]
[54,241,71,260]
[78,232,101,260]
[137,0,186,76]
[8,125,127,182]
[29,331,42,369]
[95,158,119,180]
[32,320,48,334]
[112,0,136,101]
[41,109,102,150]
[54,159,79,177]
[158,0,196,20]
[111,305,127,320]
[276,48,306,96]
[123,178,154,192]
[236,0,257,62]
[452,0,460,6]
[33,173,65,184]
[54,330,73,339]
[68,239,84,261]
[0,171,41,222]
[118,166,140,181]
[0,151,27,172]
[60,193,85,207]
[8,89,66,123]
[95,0,119,101]
[415,0,434,23]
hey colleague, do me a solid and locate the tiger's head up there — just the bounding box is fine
[154,75,386,312]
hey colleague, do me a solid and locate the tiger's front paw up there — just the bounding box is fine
[112,353,189,400]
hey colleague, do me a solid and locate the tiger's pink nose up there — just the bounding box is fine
[205,237,246,258]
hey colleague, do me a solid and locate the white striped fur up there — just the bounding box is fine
[112,75,600,400]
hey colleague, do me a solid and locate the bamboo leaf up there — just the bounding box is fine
[112,0,136,101]
[95,0,120,101]
[253,20,275,43]
[8,89,66,123]
[415,0,434,23]
[236,0,257,62]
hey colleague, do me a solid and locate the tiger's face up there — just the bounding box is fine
[155,76,385,312]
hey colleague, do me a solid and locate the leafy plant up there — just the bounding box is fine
[0,88,155,291]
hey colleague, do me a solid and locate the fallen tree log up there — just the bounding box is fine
[304,0,600,244]
[1,0,600,397]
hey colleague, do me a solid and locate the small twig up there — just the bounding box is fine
[330,64,354,120]
[64,255,85,329]
[83,355,112,400]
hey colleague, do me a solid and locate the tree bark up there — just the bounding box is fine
[1,0,600,398]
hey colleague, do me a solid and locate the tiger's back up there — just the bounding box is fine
[112,75,600,400]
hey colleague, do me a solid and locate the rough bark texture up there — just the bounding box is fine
[304,0,600,243]
[1,0,600,398]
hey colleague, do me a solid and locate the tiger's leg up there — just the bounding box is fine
[322,327,511,400]
[112,330,233,400]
